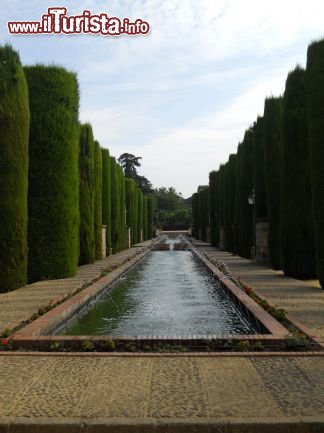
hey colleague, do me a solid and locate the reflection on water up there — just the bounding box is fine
[63,251,257,336]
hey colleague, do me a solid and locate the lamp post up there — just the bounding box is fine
[248,189,256,259]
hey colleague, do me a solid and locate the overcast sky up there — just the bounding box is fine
[2,0,324,197]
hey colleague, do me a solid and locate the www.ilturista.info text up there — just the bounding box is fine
[8,7,150,36]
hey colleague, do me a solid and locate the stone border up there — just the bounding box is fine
[0,416,324,433]
[191,248,289,337]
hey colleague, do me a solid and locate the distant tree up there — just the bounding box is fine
[118,153,142,178]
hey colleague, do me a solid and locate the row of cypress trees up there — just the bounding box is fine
[0,45,154,292]
[193,38,324,288]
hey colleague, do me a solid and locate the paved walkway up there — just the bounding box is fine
[0,353,324,431]
[0,242,151,334]
[194,242,324,344]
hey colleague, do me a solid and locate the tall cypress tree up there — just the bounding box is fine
[209,171,219,246]
[78,124,95,265]
[125,178,136,244]
[94,140,102,260]
[253,116,267,221]
[137,189,143,243]
[143,196,148,241]
[0,45,29,291]
[101,148,111,255]
[281,67,316,278]
[25,65,80,281]
[192,193,199,239]
[110,157,119,253]
[147,196,155,239]
[263,97,282,270]
[306,39,324,287]
[118,165,126,250]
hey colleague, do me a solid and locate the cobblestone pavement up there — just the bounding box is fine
[0,353,324,429]
[195,243,324,341]
[0,243,151,334]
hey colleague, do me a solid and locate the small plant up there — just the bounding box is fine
[124,342,137,352]
[81,340,95,351]
[252,341,264,351]
[101,338,116,351]
[236,340,251,351]
[0,328,12,338]
[50,341,61,351]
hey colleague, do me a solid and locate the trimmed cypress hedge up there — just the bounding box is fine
[101,148,111,255]
[25,65,80,281]
[119,166,126,250]
[143,196,148,240]
[263,97,282,270]
[94,140,102,260]
[234,131,254,258]
[192,193,199,239]
[209,171,219,246]
[198,188,209,241]
[281,67,316,279]
[224,154,237,253]
[78,123,95,265]
[137,189,143,243]
[253,116,267,221]
[306,40,324,287]
[0,45,29,291]
[110,157,120,253]
[125,178,136,244]
[147,196,155,239]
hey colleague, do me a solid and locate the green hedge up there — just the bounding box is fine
[147,196,155,239]
[137,189,143,243]
[101,148,111,255]
[306,40,324,287]
[209,171,219,246]
[110,157,119,253]
[94,140,102,260]
[0,45,29,291]
[263,97,282,270]
[253,116,267,221]
[224,154,237,253]
[25,65,79,281]
[143,196,148,240]
[78,123,95,265]
[125,178,136,244]
[281,67,316,279]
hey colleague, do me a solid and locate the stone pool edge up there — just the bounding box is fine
[5,244,305,352]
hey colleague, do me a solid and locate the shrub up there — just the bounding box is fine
[25,65,80,281]
[94,140,102,259]
[0,45,29,291]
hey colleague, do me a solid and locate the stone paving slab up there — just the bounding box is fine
[0,354,324,431]
[196,245,324,340]
[0,244,151,334]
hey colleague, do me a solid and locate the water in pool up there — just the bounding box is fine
[62,251,257,336]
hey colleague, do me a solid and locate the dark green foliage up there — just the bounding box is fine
[125,178,136,245]
[281,67,316,279]
[263,97,282,269]
[306,40,324,287]
[143,196,148,240]
[133,189,138,244]
[101,148,111,255]
[234,131,254,258]
[119,165,126,250]
[198,188,209,241]
[94,140,102,260]
[110,157,120,253]
[78,124,95,265]
[209,171,219,246]
[147,196,155,239]
[25,65,79,281]
[137,189,143,243]
[0,45,29,291]
[253,116,267,220]
[224,155,237,252]
[192,193,199,238]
